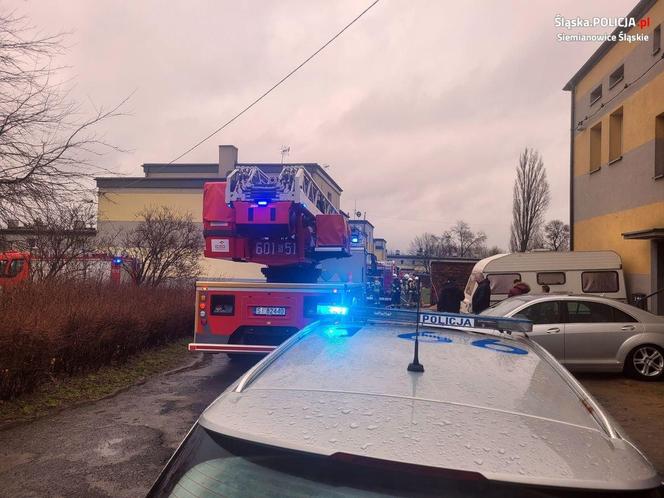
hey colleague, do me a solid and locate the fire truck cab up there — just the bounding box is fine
[0,251,30,289]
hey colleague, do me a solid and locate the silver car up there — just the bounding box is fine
[148,306,663,496]
[481,294,664,380]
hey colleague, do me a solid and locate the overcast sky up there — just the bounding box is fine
[9,0,635,252]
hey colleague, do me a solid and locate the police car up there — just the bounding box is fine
[148,306,663,497]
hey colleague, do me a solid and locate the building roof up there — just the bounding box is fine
[563,0,657,91]
[349,219,375,229]
[96,177,209,189]
[139,162,343,192]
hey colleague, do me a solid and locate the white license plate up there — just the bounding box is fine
[253,306,287,316]
[253,241,297,256]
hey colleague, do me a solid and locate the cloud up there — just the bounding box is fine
[7,0,635,251]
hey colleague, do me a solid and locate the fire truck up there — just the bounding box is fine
[190,165,363,355]
[0,251,130,289]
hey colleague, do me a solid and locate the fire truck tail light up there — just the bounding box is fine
[199,310,206,318]
[199,303,206,310]
[200,318,207,325]
[200,293,206,301]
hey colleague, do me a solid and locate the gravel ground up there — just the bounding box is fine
[0,357,662,497]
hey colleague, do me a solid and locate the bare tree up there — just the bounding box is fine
[478,245,504,258]
[544,219,570,251]
[409,232,442,273]
[0,13,126,223]
[117,207,202,287]
[509,148,550,252]
[446,220,487,258]
[19,202,97,280]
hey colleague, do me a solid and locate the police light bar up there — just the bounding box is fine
[331,307,532,334]
[256,200,269,206]
[316,304,349,316]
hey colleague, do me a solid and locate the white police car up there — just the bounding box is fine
[148,306,663,497]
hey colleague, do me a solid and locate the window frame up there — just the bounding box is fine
[536,272,566,286]
[580,271,620,294]
[590,85,602,106]
[563,300,637,324]
[514,300,563,325]
[608,65,624,89]
[589,121,602,173]
[209,294,235,316]
[653,24,661,55]
[486,273,521,295]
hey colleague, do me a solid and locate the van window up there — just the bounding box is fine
[581,271,619,293]
[0,259,7,276]
[487,273,521,294]
[537,272,565,285]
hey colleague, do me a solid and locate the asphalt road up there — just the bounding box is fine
[0,355,663,498]
[0,353,257,498]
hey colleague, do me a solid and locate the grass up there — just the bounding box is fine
[0,338,195,426]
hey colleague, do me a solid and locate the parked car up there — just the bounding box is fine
[481,294,664,380]
[148,306,662,497]
[461,251,627,313]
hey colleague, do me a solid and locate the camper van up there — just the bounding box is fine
[461,251,627,313]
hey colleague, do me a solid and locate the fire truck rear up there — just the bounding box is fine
[191,165,361,355]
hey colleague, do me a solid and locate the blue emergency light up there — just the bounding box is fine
[317,305,349,316]
[112,256,123,266]
[256,200,269,207]
[351,236,360,244]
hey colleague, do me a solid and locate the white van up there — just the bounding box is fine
[461,250,627,313]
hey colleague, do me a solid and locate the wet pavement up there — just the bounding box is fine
[0,354,257,498]
[0,356,662,498]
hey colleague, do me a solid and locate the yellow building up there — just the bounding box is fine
[96,145,343,279]
[564,0,664,313]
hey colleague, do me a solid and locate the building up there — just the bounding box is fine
[564,0,664,313]
[374,238,387,261]
[348,219,375,253]
[96,145,343,278]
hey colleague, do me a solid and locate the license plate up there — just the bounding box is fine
[253,306,287,316]
[253,241,297,256]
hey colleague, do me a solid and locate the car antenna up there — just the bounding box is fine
[407,278,424,373]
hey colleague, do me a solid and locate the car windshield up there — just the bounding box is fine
[480,297,532,317]
[148,425,662,498]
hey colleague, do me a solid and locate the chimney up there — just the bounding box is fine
[218,145,238,178]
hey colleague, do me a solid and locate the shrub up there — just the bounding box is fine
[0,281,194,399]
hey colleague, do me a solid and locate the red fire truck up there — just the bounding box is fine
[0,251,129,289]
[190,165,363,355]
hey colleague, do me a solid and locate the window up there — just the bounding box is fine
[515,301,562,325]
[590,85,602,105]
[326,192,332,201]
[0,259,7,276]
[537,272,566,285]
[210,295,235,316]
[566,301,636,323]
[656,112,664,178]
[609,107,623,163]
[654,25,661,55]
[609,65,624,89]
[589,122,602,172]
[487,273,521,294]
[6,259,25,277]
[581,271,619,293]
